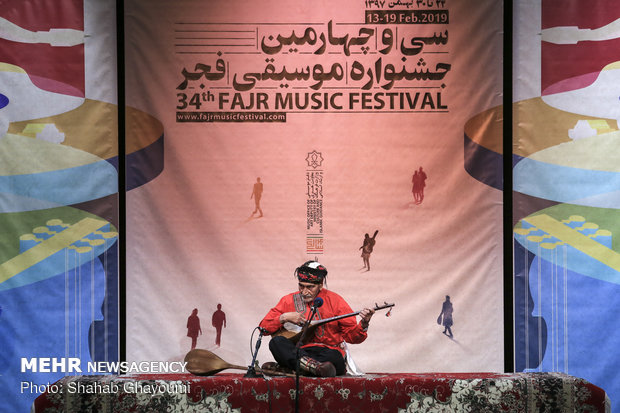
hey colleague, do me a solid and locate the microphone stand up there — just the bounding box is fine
[295,303,319,413]
[244,327,267,378]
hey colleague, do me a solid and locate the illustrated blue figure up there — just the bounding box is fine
[0,219,118,412]
[0,250,108,412]
[437,295,453,338]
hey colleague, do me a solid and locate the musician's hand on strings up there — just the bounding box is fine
[280,312,305,326]
[359,307,375,330]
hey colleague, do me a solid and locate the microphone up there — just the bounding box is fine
[296,297,323,351]
[312,297,324,310]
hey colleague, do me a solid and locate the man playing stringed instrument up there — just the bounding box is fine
[259,261,375,377]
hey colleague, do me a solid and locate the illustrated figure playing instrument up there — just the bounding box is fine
[359,230,379,271]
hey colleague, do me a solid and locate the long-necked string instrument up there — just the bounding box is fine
[184,348,295,377]
[274,302,395,344]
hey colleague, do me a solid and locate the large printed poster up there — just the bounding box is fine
[126,0,504,374]
[513,0,620,411]
[0,0,119,411]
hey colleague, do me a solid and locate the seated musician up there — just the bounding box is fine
[259,261,375,377]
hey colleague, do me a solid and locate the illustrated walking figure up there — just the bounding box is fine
[251,177,263,217]
[411,166,428,204]
[186,308,202,350]
[212,303,227,347]
[359,230,379,271]
[437,296,454,338]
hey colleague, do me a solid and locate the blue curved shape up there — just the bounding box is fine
[126,133,164,190]
[464,133,503,190]
[514,157,620,206]
[0,160,117,207]
[0,93,8,109]
[0,191,63,213]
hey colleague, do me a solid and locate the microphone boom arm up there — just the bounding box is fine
[295,298,322,349]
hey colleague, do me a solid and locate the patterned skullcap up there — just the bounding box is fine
[295,261,327,284]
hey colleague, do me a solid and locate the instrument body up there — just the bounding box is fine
[184,348,294,377]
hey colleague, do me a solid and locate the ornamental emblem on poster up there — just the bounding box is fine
[306,150,323,169]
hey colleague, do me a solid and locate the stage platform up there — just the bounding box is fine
[33,372,610,412]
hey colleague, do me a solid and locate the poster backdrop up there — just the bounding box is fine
[514,0,620,411]
[0,0,119,411]
[125,0,504,375]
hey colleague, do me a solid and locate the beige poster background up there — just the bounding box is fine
[125,0,503,373]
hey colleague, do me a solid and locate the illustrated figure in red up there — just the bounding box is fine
[186,308,202,350]
[251,177,263,217]
[412,166,428,204]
